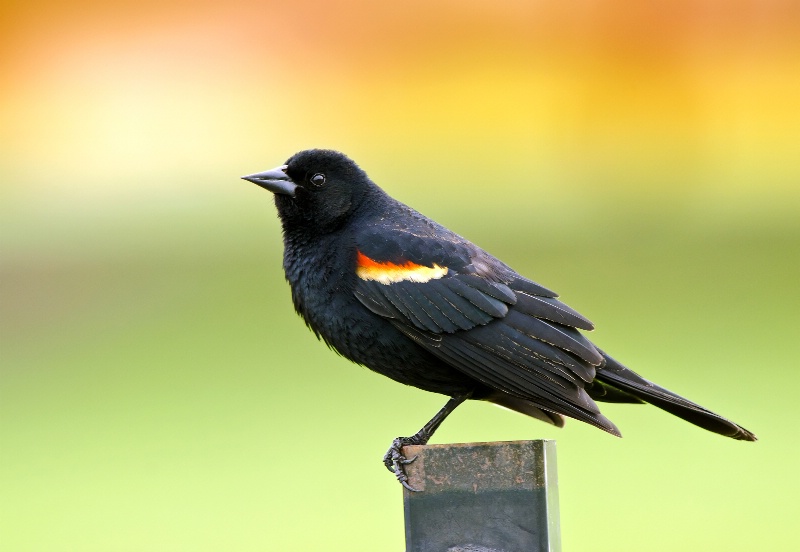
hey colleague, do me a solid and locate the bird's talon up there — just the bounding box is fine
[401,480,419,492]
[383,437,421,487]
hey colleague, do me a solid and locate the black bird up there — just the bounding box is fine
[243,149,756,490]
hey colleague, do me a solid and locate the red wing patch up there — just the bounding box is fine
[356,250,448,284]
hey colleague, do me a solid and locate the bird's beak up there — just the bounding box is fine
[241,165,297,197]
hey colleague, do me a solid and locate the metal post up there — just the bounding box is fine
[403,440,560,552]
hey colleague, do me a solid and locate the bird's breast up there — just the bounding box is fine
[279,234,478,396]
[282,237,363,346]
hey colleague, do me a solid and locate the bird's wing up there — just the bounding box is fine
[353,225,561,334]
[352,227,621,435]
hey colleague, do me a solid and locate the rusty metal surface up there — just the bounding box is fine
[403,440,560,552]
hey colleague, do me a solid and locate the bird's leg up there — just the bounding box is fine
[383,392,471,491]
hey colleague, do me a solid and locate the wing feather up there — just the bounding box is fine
[462,276,517,304]
[380,284,439,332]
[504,310,603,366]
[401,283,460,333]
[510,276,558,298]
[353,228,619,433]
[484,322,596,383]
[414,283,477,330]
[515,293,595,331]
[446,277,509,319]
[413,326,619,434]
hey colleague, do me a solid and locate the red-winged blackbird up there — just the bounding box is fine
[243,149,756,490]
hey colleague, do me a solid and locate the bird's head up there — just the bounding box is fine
[243,149,376,233]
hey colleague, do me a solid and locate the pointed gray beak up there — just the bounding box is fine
[242,165,297,197]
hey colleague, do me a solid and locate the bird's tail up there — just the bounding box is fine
[593,352,757,441]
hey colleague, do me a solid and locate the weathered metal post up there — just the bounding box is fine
[402,440,560,552]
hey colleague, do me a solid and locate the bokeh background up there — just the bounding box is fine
[3,1,799,550]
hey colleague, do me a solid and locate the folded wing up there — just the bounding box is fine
[353,228,621,435]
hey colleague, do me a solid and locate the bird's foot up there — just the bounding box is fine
[380,394,470,491]
[383,436,423,492]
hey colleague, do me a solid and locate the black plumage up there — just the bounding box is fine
[242,149,756,490]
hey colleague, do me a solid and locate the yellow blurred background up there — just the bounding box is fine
[2,1,799,550]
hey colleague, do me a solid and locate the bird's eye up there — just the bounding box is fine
[310,173,326,187]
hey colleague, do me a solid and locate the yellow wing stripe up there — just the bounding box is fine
[356,250,448,284]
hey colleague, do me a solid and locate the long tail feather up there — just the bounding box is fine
[595,352,757,441]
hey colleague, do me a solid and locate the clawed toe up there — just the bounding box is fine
[383,437,421,491]
[379,395,471,491]
[399,479,418,492]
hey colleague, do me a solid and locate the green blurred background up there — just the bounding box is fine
[2,1,799,550]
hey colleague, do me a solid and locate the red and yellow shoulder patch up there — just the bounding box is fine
[356,250,448,284]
